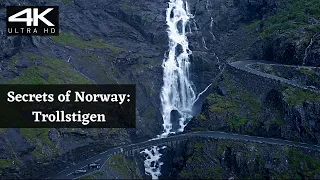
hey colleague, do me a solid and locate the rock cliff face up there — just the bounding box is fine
[186,66,320,145]
[103,137,320,179]
[160,137,320,179]
[0,0,170,177]
[0,0,319,179]
[185,0,320,145]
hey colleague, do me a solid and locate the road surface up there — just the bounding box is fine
[51,131,320,179]
[229,60,319,92]
[51,61,320,179]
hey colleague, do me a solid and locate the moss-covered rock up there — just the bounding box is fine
[164,137,320,179]
[283,86,320,106]
[6,53,93,84]
[51,32,124,56]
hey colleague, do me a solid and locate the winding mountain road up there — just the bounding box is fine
[229,60,319,92]
[50,60,320,179]
[51,131,320,180]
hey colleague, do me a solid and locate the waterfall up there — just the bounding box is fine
[141,0,197,179]
[140,146,167,179]
[160,0,196,138]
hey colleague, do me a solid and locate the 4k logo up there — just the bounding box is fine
[6,6,59,36]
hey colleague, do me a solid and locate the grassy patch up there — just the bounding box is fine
[222,73,232,87]
[268,119,286,126]
[198,114,206,120]
[20,128,55,148]
[283,87,320,106]
[7,53,93,84]
[131,56,157,73]
[78,171,104,179]
[120,0,140,10]
[240,92,262,114]
[0,159,14,169]
[227,117,248,129]
[208,94,240,114]
[247,0,320,38]
[286,148,320,178]
[299,67,320,84]
[51,32,124,56]
[20,128,57,160]
[207,166,222,179]
[108,153,137,178]
[208,91,261,130]
[216,141,232,155]
[193,142,204,151]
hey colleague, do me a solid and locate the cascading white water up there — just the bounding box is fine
[140,146,167,179]
[141,0,196,179]
[160,0,196,137]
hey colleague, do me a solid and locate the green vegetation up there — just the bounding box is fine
[20,128,57,160]
[283,86,320,106]
[7,53,93,84]
[208,89,262,130]
[247,0,320,38]
[216,141,232,155]
[108,153,137,178]
[273,172,291,179]
[131,56,157,73]
[252,64,319,88]
[286,148,320,178]
[300,67,312,75]
[227,117,248,129]
[250,63,278,76]
[185,141,205,164]
[193,142,204,151]
[299,67,320,84]
[0,159,13,169]
[208,94,240,114]
[180,140,223,179]
[51,32,124,56]
[198,114,206,120]
[20,128,55,148]
[222,73,232,87]
[120,1,140,10]
[190,127,208,131]
[240,92,262,115]
[78,171,104,179]
[268,119,286,126]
